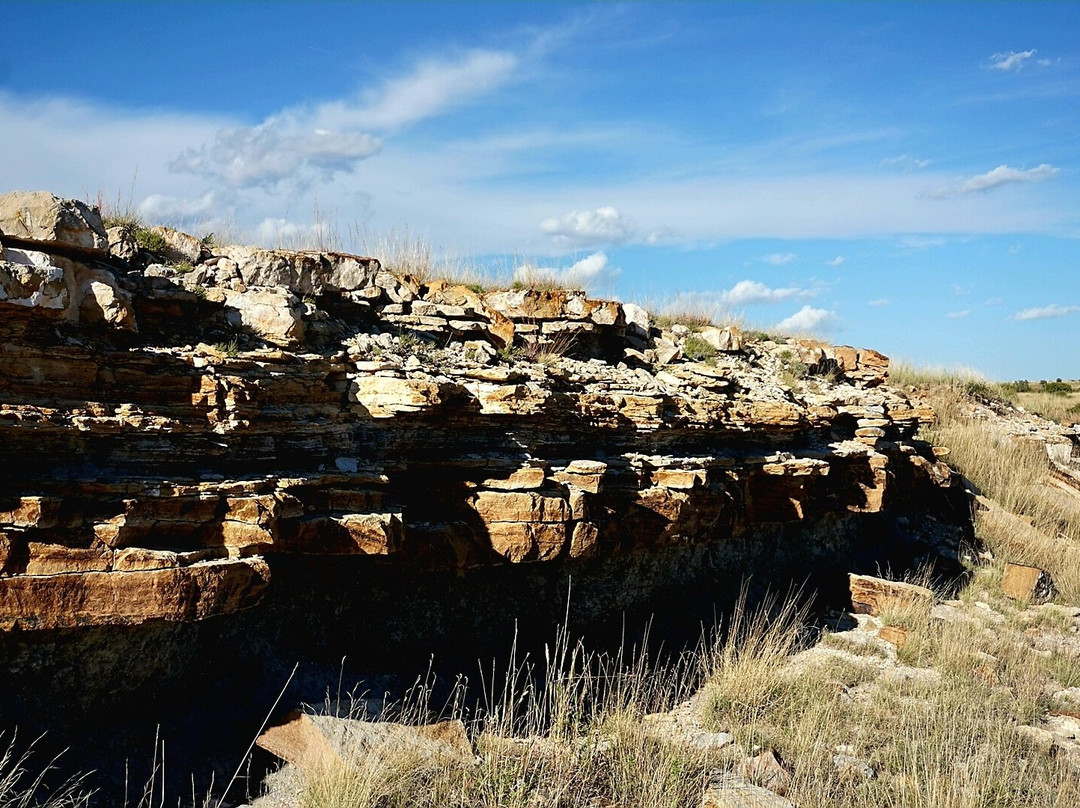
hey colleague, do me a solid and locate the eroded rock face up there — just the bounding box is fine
[0,192,980,804]
[0,191,972,636]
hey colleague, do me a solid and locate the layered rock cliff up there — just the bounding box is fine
[0,191,972,795]
[0,191,968,629]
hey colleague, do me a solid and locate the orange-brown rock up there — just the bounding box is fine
[849,574,934,617]
[1001,563,1057,604]
[0,558,270,630]
[0,193,971,633]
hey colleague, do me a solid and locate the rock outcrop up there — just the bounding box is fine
[0,190,965,631]
[0,192,974,800]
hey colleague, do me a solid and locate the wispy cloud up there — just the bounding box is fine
[171,48,519,189]
[930,163,1060,198]
[988,49,1036,72]
[539,206,631,246]
[868,298,890,307]
[947,310,971,319]
[140,191,219,221]
[171,126,382,189]
[775,305,837,333]
[826,256,845,266]
[1012,303,1079,321]
[761,252,796,266]
[351,50,518,130]
[961,164,1059,193]
[881,154,931,169]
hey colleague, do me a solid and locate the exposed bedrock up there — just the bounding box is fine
[0,192,973,799]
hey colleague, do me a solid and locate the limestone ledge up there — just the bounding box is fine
[0,191,957,631]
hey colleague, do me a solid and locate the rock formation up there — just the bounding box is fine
[0,191,973,798]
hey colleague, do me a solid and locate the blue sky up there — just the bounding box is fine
[3,2,1078,380]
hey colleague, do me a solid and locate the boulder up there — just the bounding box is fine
[0,253,68,311]
[700,326,743,353]
[735,748,791,796]
[702,774,794,808]
[148,225,205,264]
[77,265,138,330]
[257,711,473,776]
[106,225,139,261]
[221,287,304,346]
[623,302,652,347]
[849,573,934,617]
[1001,563,1057,604]
[0,191,108,254]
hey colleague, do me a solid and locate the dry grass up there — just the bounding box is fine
[889,363,1080,602]
[296,623,708,808]
[699,584,1080,808]
[0,735,92,807]
[1015,388,1080,426]
[292,577,1080,808]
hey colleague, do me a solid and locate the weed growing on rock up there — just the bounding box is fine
[682,334,717,363]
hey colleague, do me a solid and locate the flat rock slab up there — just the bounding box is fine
[703,774,795,808]
[1001,562,1057,604]
[849,573,934,617]
[0,557,269,629]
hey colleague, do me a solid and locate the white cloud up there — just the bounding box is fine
[946,310,971,319]
[655,281,815,321]
[172,124,381,189]
[717,279,808,307]
[252,217,335,249]
[349,50,518,131]
[539,206,631,246]
[170,48,518,189]
[988,50,1036,72]
[928,163,1060,199]
[139,191,219,222]
[984,297,1004,306]
[868,298,890,307]
[513,250,620,291]
[1012,303,1079,321]
[774,305,837,333]
[960,164,1059,193]
[761,252,796,266]
[826,256,845,266]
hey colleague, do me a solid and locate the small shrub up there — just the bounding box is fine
[777,350,809,385]
[682,334,717,363]
[654,312,714,331]
[173,260,195,274]
[1003,379,1031,393]
[1043,380,1073,395]
[525,331,578,365]
[133,227,167,254]
[213,339,240,358]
